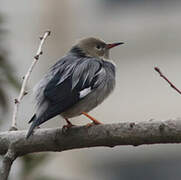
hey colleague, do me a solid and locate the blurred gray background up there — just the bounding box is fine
[1,0,181,179]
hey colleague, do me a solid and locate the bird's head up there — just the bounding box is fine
[71,37,124,59]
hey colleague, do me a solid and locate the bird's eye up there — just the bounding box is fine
[96,45,101,50]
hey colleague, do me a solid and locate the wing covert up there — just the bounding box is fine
[44,58,103,108]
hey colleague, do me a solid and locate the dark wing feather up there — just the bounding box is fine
[27,57,103,138]
[44,58,102,103]
[43,57,102,119]
[35,58,102,125]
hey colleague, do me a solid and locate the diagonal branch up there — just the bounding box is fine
[154,66,181,95]
[11,31,51,130]
[1,119,181,157]
[0,149,17,180]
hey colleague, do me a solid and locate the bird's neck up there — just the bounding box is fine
[102,58,116,67]
[69,46,86,57]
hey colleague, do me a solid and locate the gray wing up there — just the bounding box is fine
[44,57,102,105]
[27,56,103,138]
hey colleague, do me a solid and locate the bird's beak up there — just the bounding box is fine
[106,42,124,49]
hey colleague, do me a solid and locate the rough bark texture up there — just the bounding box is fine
[0,149,16,180]
[1,119,181,179]
[1,119,181,157]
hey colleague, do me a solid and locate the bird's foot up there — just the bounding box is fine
[62,119,75,134]
[62,123,74,129]
[85,121,102,128]
[82,112,102,126]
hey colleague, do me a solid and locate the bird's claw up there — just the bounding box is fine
[62,123,75,134]
[85,121,101,128]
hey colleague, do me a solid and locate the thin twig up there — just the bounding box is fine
[0,149,16,180]
[11,31,51,130]
[154,66,181,95]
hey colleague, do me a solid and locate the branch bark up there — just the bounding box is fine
[0,149,16,180]
[1,119,181,157]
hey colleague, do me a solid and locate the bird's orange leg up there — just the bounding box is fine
[63,118,74,129]
[82,112,102,126]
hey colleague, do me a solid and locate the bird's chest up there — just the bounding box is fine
[95,61,116,101]
[62,62,116,118]
[62,78,115,118]
[93,73,115,105]
[82,75,115,113]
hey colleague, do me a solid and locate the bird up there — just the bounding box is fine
[26,37,124,139]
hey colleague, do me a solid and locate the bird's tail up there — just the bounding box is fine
[26,103,65,139]
[28,114,36,124]
[26,110,53,139]
[26,114,37,139]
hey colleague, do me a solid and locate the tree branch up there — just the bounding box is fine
[0,149,16,180]
[11,31,51,130]
[154,66,181,95]
[1,119,181,157]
